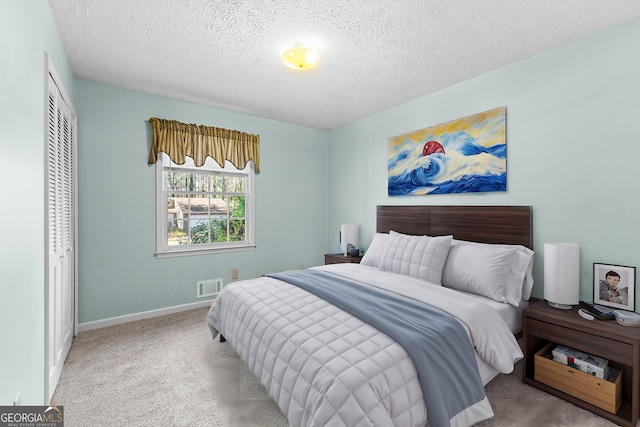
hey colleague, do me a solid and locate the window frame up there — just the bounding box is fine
[155,153,255,258]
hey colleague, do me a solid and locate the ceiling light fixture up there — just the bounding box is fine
[281,45,319,71]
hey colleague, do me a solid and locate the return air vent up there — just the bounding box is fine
[197,278,224,298]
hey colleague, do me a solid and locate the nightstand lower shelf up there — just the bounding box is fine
[523,301,640,427]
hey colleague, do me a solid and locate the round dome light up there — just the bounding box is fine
[282,46,319,71]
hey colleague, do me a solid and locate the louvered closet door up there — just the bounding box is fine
[46,72,76,403]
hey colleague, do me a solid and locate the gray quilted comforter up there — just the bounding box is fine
[207,264,523,427]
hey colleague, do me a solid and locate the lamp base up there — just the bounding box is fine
[547,301,573,310]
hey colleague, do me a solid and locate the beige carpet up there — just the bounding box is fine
[52,307,624,426]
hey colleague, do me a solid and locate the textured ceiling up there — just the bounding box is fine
[48,0,640,130]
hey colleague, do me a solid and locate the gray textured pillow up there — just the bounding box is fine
[379,231,453,285]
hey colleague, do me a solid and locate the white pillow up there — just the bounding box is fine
[360,233,390,268]
[480,242,534,304]
[441,240,518,304]
[510,245,535,302]
[379,231,452,285]
[520,248,535,300]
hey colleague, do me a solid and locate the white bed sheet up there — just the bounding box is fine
[461,293,526,384]
[327,263,527,334]
[454,290,528,334]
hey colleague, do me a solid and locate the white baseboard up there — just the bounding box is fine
[77,299,214,333]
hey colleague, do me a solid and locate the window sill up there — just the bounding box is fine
[155,244,256,259]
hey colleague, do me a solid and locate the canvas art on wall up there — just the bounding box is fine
[388,107,506,195]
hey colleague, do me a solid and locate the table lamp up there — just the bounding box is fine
[544,242,580,309]
[340,224,359,256]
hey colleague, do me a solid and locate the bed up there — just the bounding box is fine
[207,205,534,427]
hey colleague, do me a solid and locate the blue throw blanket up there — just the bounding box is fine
[267,269,487,427]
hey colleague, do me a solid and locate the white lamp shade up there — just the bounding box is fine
[544,243,580,309]
[340,224,359,255]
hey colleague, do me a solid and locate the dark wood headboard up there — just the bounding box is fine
[377,205,532,249]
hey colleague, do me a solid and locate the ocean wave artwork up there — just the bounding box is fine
[388,107,507,196]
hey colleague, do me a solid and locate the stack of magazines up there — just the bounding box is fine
[552,345,609,379]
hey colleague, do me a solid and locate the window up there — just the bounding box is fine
[155,153,255,257]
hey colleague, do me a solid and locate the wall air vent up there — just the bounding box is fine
[197,278,224,298]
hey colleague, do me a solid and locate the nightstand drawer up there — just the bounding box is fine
[526,318,633,365]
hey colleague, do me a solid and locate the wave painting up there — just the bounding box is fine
[388,107,507,196]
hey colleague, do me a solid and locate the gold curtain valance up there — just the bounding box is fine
[147,117,260,173]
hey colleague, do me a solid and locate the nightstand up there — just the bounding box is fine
[324,253,362,265]
[522,300,640,427]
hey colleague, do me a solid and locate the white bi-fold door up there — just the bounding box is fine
[45,58,77,403]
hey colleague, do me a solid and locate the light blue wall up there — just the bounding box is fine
[328,18,640,307]
[3,0,638,406]
[75,80,328,323]
[0,0,75,405]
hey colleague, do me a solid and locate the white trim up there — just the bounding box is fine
[46,54,77,117]
[155,244,255,259]
[76,300,215,332]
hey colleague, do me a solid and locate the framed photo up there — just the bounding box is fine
[593,263,636,311]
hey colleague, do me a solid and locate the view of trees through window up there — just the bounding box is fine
[165,169,246,246]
